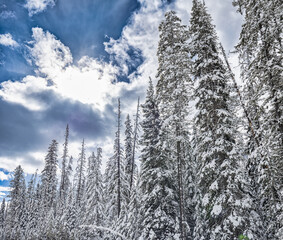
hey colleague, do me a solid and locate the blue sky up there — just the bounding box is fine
[0,0,242,199]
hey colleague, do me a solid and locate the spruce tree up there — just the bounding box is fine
[80,148,105,239]
[156,10,192,239]
[124,114,133,204]
[139,79,179,239]
[104,99,126,231]
[24,172,40,239]
[41,140,58,212]
[38,140,58,238]
[0,198,5,237]
[131,98,140,190]
[190,1,252,239]
[75,139,86,206]
[59,124,70,205]
[5,165,26,240]
[233,0,283,238]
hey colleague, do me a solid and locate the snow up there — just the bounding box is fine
[228,215,242,227]
[211,204,222,216]
[210,181,218,190]
[79,225,127,239]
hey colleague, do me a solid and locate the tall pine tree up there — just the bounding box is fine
[190,1,252,239]
[156,10,192,239]
[139,79,179,239]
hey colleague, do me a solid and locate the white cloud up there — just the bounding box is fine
[0,0,243,173]
[0,151,44,174]
[24,0,55,16]
[0,75,49,111]
[0,10,16,19]
[0,33,19,48]
[0,27,123,112]
[0,186,11,198]
[0,171,11,181]
[29,27,73,79]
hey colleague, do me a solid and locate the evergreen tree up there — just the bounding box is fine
[80,148,105,239]
[59,124,70,205]
[5,165,26,240]
[156,10,192,239]
[24,172,40,239]
[124,114,133,203]
[0,198,5,237]
[41,140,58,212]
[233,0,283,238]
[38,140,58,238]
[131,98,140,190]
[104,99,126,230]
[75,139,86,206]
[138,79,179,239]
[189,1,252,239]
[116,179,141,240]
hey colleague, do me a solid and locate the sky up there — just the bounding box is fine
[0,0,243,198]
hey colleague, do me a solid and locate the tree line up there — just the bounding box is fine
[0,0,282,239]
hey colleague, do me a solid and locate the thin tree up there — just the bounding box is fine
[59,124,69,204]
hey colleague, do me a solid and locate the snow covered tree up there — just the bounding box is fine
[104,99,126,230]
[156,10,192,239]
[41,140,58,212]
[0,198,5,237]
[124,114,133,203]
[38,139,58,238]
[131,98,140,190]
[59,124,70,205]
[5,165,26,240]
[138,79,180,239]
[233,0,283,238]
[75,139,86,206]
[79,148,105,239]
[115,178,141,240]
[189,1,253,239]
[24,172,41,239]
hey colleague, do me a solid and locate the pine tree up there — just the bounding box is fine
[41,140,58,212]
[138,79,179,239]
[75,139,86,206]
[104,99,126,231]
[24,172,40,239]
[80,148,105,239]
[38,140,58,238]
[59,124,70,205]
[233,0,283,238]
[131,98,140,190]
[5,165,26,240]
[0,198,5,237]
[56,156,74,239]
[190,1,252,239]
[116,178,141,240]
[124,114,133,204]
[156,10,192,239]
[62,185,77,240]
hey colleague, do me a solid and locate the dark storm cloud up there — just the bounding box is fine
[0,88,116,162]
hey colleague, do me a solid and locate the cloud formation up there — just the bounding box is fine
[0,171,11,181]
[0,0,243,175]
[0,33,19,48]
[0,10,16,19]
[24,0,55,16]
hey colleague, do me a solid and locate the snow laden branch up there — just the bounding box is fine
[79,225,127,239]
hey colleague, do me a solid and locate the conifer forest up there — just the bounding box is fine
[0,0,282,239]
